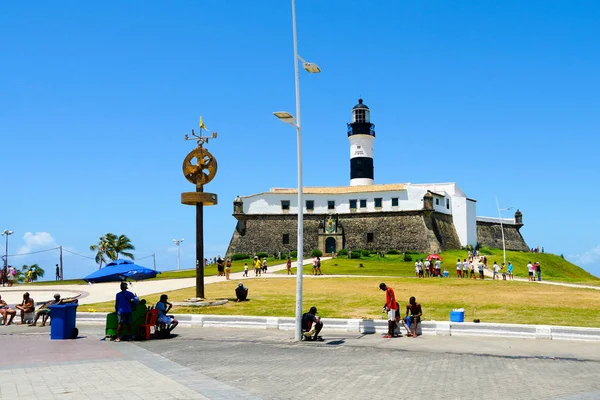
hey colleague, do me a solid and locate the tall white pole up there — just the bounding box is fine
[291,0,304,342]
[496,197,506,266]
[177,243,181,271]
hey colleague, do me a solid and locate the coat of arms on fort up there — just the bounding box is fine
[325,215,337,234]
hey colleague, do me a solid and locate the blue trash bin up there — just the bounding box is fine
[48,303,79,340]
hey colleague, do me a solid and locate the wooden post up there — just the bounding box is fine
[196,185,205,299]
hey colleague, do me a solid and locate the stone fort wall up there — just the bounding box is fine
[476,221,529,251]
[226,211,463,256]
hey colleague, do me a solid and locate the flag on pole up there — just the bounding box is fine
[199,116,209,131]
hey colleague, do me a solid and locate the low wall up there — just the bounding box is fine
[77,313,600,342]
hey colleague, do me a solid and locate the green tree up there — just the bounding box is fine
[21,264,45,282]
[90,235,110,269]
[106,233,135,261]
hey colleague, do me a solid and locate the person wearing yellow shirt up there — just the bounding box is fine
[254,256,262,277]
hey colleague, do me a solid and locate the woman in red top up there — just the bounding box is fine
[379,283,398,338]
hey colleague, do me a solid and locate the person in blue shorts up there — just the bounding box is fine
[114,282,138,342]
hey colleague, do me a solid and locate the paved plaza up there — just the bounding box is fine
[1,323,600,400]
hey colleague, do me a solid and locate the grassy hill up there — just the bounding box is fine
[281,248,599,284]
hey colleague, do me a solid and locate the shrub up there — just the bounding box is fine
[337,249,348,256]
[361,250,371,257]
[256,252,269,258]
[350,250,362,259]
[290,250,297,258]
[387,249,400,255]
[311,249,323,257]
[231,253,250,261]
[478,247,493,255]
[403,253,413,262]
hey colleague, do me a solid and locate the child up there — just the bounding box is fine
[243,263,248,277]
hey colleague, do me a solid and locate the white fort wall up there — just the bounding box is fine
[241,186,455,216]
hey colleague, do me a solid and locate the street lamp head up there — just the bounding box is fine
[1,230,14,236]
[302,62,321,73]
[273,111,296,125]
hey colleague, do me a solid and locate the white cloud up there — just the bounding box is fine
[569,245,600,266]
[18,232,57,254]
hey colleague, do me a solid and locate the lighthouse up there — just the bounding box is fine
[347,99,375,186]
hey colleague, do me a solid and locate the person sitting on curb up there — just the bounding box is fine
[405,296,423,338]
[0,295,17,325]
[235,282,248,302]
[301,306,323,341]
[29,294,61,327]
[379,282,398,338]
[15,292,35,324]
[156,294,178,335]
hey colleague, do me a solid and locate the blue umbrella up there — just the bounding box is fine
[84,259,160,283]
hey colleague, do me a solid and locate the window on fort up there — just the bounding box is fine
[374,198,382,208]
[281,200,290,210]
[435,199,439,205]
[391,197,399,207]
[349,199,357,209]
[446,199,450,209]
[328,200,335,210]
[367,232,374,243]
[306,200,314,211]
[282,234,290,245]
[360,199,367,208]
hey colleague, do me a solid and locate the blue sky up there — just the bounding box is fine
[2,1,599,279]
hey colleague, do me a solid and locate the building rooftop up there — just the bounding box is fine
[269,183,406,195]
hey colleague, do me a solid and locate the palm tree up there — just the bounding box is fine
[21,264,45,282]
[90,235,110,269]
[106,234,135,261]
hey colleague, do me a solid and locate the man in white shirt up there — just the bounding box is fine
[415,261,420,278]
[462,259,469,278]
[527,262,534,281]
[493,262,500,280]
[478,261,485,280]
[435,260,441,277]
[456,259,462,278]
[424,260,431,277]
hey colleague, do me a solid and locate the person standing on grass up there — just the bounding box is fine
[527,261,534,281]
[536,262,542,281]
[492,262,500,280]
[456,258,462,278]
[424,259,431,277]
[254,256,261,277]
[435,259,441,277]
[507,261,514,280]
[462,259,468,279]
[379,283,398,338]
[286,257,293,275]
[55,264,60,281]
[114,282,138,342]
[414,260,420,278]
[478,260,485,280]
[469,260,475,278]
[225,258,232,280]
[312,256,318,275]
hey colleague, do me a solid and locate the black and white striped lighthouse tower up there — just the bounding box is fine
[347,99,376,186]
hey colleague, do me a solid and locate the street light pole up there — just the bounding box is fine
[1,230,14,269]
[291,0,304,343]
[173,239,184,271]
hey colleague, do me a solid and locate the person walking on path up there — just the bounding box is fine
[225,258,231,280]
[286,257,293,275]
[315,256,322,275]
[55,264,60,281]
[462,259,468,279]
[456,258,462,278]
[262,258,268,273]
[493,262,500,280]
[507,261,514,280]
[217,256,224,277]
[254,256,261,277]
[243,263,248,277]
[114,282,138,342]
[379,283,398,338]
[536,262,542,281]
[478,260,485,280]
[527,261,534,281]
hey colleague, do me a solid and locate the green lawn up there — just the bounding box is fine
[278,249,600,284]
[82,276,600,328]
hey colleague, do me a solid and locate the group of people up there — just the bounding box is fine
[114,282,179,342]
[379,283,422,338]
[0,292,77,326]
[414,258,443,277]
[0,265,16,287]
[527,261,543,281]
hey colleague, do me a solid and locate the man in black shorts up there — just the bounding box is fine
[301,306,323,341]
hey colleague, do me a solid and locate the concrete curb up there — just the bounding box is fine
[75,312,600,342]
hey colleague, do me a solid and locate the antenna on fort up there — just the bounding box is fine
[496,197,513,266]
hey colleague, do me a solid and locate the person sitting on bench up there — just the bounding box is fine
[0,295,17,325]
[235,282,248,302]
[301,306,323,341]
[156,294,178,335]
[15,292,35,325]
